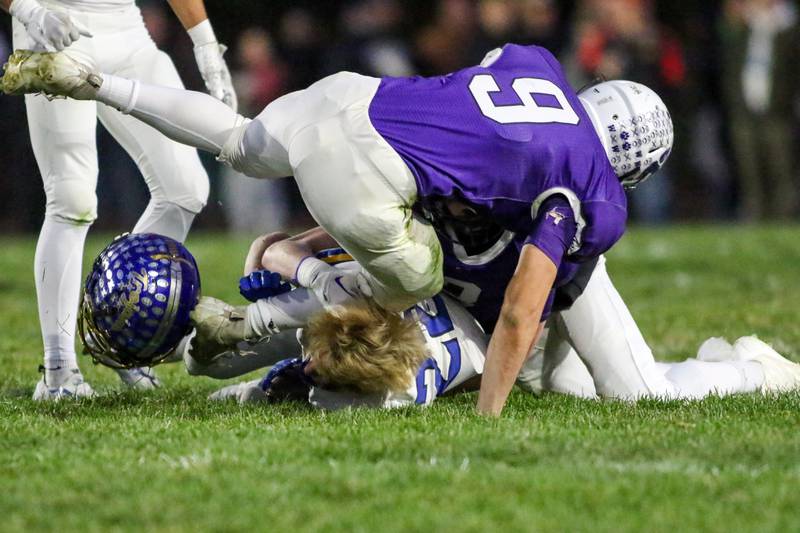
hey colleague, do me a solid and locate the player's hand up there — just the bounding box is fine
[10,0,92,52]
[193,42,238,111]
[295,258,370,310]
[239,269,292,302]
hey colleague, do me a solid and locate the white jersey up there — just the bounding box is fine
[309,294,487,410]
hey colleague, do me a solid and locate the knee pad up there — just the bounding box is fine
[46,177,97,225]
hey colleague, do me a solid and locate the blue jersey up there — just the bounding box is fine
[369,43,627,260]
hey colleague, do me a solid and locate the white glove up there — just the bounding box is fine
[188,19,237,111]
[10,0,92,52]
[295,257,371,310]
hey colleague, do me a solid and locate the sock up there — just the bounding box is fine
[98,74,239,154]
[97,73,139,113]
[133,201,196,242]
[248,287,325,335]
[35,217,90,377]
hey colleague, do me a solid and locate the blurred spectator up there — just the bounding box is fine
[471,0,518,58]
[220,28,296,234]
[519,0,568,58]
[572,0,687,223]
[719,0,799,220]
[279,8,325,91]
[416,0,477,74]
[326,0,415,77]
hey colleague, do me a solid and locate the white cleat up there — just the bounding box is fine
[32,368,96,401]
[697,337,735,362]
[733,336,800,393]
[208,379,267,404]
[115,367,162,390]
[1,49,101,99]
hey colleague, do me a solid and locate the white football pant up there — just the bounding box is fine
[13,4,208,368]
[520,256,762,399]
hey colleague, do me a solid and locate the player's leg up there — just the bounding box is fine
[557,257,766,399]
[97,47,208,241]
[184,329,301,380]
[23,91,98,399]
[541,327,598,399]
[553,257,675,399]
[280,74,442,309]
[515,326,598,398]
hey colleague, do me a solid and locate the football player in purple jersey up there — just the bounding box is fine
[3,43,674,414]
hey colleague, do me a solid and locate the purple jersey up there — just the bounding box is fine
[441,232,582,333]
[369,44,627,261]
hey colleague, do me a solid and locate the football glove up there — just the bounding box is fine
[295,257,370,310]
[239,269,292,302]
[188,19,237,110]
[10,0,92,52]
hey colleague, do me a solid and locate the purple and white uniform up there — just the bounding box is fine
[369,44,627,267]
[214,43,626,311]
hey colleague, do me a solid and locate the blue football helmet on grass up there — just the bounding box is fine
[78,233,201,369]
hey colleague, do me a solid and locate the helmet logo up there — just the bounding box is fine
[110,269,149,332]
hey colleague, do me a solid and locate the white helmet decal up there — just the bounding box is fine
[579,80,673,188]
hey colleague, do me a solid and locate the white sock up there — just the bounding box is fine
[133,201,196,242]
[97,74,238,154]
[663,358,765,399]
[97,73,139,113]
[248,287,326,335]
[35,217,90,374]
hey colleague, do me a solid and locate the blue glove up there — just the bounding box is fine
[239,269,292,302]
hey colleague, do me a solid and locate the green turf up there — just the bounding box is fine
[1,227,799,532]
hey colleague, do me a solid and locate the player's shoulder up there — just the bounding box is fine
[480,43,565,75]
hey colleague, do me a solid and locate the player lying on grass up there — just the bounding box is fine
[1,44,673,415]
[184,229,800,408]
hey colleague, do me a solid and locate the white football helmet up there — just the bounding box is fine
[579,80,673,188]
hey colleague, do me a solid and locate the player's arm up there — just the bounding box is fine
[3,0,91,50]
[260,227,340,280]
[166,0,237,110]
[477,246,553,415]
[477,195,577,416]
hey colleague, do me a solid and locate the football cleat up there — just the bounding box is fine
[114,367,162,390]
[208,379,268,404]
[1,49,101,99]
[32,368,96,401]
[189,297,246,364]
[732,336,800,393]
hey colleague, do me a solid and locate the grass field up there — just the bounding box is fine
[1,226,799,532]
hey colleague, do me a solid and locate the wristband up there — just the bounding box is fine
[9,0,41,24]
[187,19,217,47]
[294,257,330,288]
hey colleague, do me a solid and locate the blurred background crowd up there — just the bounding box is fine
[0,0,798,233]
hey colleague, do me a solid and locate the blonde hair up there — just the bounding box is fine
[304,303,427,394]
